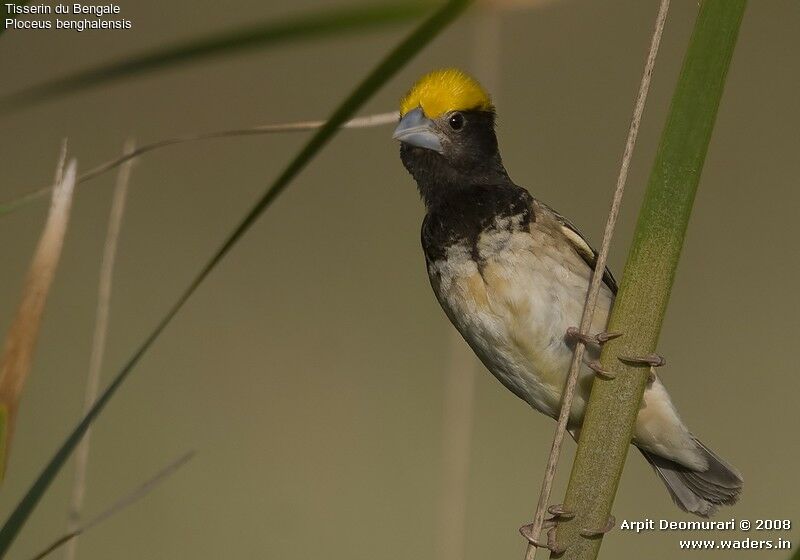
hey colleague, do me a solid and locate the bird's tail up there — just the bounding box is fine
[639,439,743,518]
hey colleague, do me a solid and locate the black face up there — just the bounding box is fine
[399,109,508,205]
[415,109,498,169]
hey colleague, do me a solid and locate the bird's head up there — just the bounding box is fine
[394,69,506,198]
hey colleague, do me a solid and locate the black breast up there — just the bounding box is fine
[421,183,534,263]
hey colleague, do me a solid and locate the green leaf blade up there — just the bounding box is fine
[0,0,471,555]
[0,1,431,113]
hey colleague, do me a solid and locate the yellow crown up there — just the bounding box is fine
[400,68,492,119]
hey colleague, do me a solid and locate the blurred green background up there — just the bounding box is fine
[0,0,798,558]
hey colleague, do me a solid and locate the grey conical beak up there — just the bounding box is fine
[392,107,443,153]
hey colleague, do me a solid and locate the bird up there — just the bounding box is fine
[392,68,742,517]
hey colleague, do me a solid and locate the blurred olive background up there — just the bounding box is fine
[0,1,798,558]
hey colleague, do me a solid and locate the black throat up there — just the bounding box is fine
[419,181,534,263]
[399,110,510,209]
[398,110,534,263]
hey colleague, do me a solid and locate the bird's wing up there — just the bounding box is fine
[551,211,618,295]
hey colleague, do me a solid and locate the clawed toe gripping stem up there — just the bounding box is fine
[590,352,666,381]
[580,515,616,538]
[618,353,666,383]
[520,522,565,555]
[547,504,575,519]
[566,327,624,379]
[565,327,622,347]
[567,327,667,381]
[618,353,666,367]
[587,359,616,379]
[521,510,616,554]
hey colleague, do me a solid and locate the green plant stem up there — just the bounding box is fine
[552,2,746,559]
[0,0,471,555]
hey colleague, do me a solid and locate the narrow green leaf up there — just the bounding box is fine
[0,1,32,38]
[0,1,430,114]
[554,2,747,559]
[0,0,470,554]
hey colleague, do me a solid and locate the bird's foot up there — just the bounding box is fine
[580,515,616,538]
[520,506,574,554]
[566,327,622,346]
[520,522,566,555]
[521,508,613,553]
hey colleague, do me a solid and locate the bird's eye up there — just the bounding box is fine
[448,112,465,130]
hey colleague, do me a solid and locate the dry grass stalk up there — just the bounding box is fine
[29,450,194,560]
[437,330,477,560]
[522,1,670,557]
[554,2,745,557]
[0,111,399,217]
[0,147,78,479]
[64,139,136,560]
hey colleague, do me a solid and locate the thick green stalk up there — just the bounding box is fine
[552,2,746,558]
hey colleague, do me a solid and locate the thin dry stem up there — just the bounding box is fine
[437,330,478,560]
[0,111,399,216]
[30,451,194,560]
[64,139,136,560]
[523,1,670,557]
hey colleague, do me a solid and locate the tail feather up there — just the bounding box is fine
[639,438,743,518]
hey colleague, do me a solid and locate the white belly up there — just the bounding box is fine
[427,230,613,424]
[426,231,704,468]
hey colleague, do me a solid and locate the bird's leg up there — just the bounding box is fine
[564,327,621,379]
[521,511,615,552]
[519,519,566,554]
[580,515,616,538]
[565,326,622,346]
[519,522,548,549]
[520,519,566,554]
[519,505,576,554]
